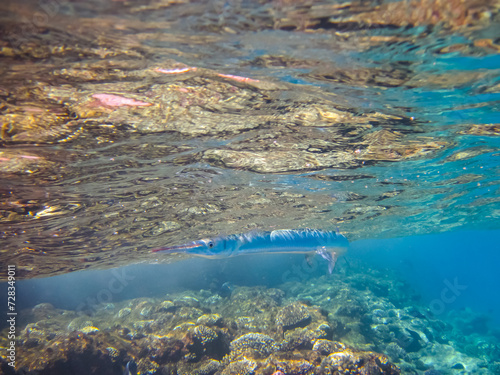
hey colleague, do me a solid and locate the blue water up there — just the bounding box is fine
[1,0,500,373]
[351,231,500,328]
[13,230,500,327]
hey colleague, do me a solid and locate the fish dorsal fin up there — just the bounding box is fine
[270,229,297,241]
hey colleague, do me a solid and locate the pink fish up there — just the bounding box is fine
[217,73,260,83]
[155,67,196,74]
[21,107,44,113]
[0,155,40,161]
[92,94,152,107]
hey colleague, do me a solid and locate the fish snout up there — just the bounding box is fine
[151,241,204,254]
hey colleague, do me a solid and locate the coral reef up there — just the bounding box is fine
[1,263,499,375]
[279,265,500,374]
[0,284,400,375]
[229,333,279,357]
[275,303,312,332]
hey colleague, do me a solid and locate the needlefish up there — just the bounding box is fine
[152,229,349,273]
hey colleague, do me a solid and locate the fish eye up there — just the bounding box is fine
[208,241,214,248]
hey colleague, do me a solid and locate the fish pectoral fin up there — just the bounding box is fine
[316,246,338,274]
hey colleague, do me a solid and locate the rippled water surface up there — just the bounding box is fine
[1,0,499,278]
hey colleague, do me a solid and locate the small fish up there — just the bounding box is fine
[217,73,260,83]
[92,94,152,107]
[155,67,196,74]
[152,229,348,273]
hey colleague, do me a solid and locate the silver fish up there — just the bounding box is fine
[152,229,348,273]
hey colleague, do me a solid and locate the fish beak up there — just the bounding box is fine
[152,241,203,254]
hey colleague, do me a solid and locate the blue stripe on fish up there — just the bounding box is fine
[152,229,349,273]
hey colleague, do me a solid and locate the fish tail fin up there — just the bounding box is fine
[316,246,338,274]
[327,252,338,274]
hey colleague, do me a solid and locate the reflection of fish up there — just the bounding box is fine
[153,229,349,273]
[123,360,137,375]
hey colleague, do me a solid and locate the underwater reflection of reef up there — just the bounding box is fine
[0,0,499,279]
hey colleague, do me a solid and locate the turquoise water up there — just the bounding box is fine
[14,231,500,327]
[1,0,500,373]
